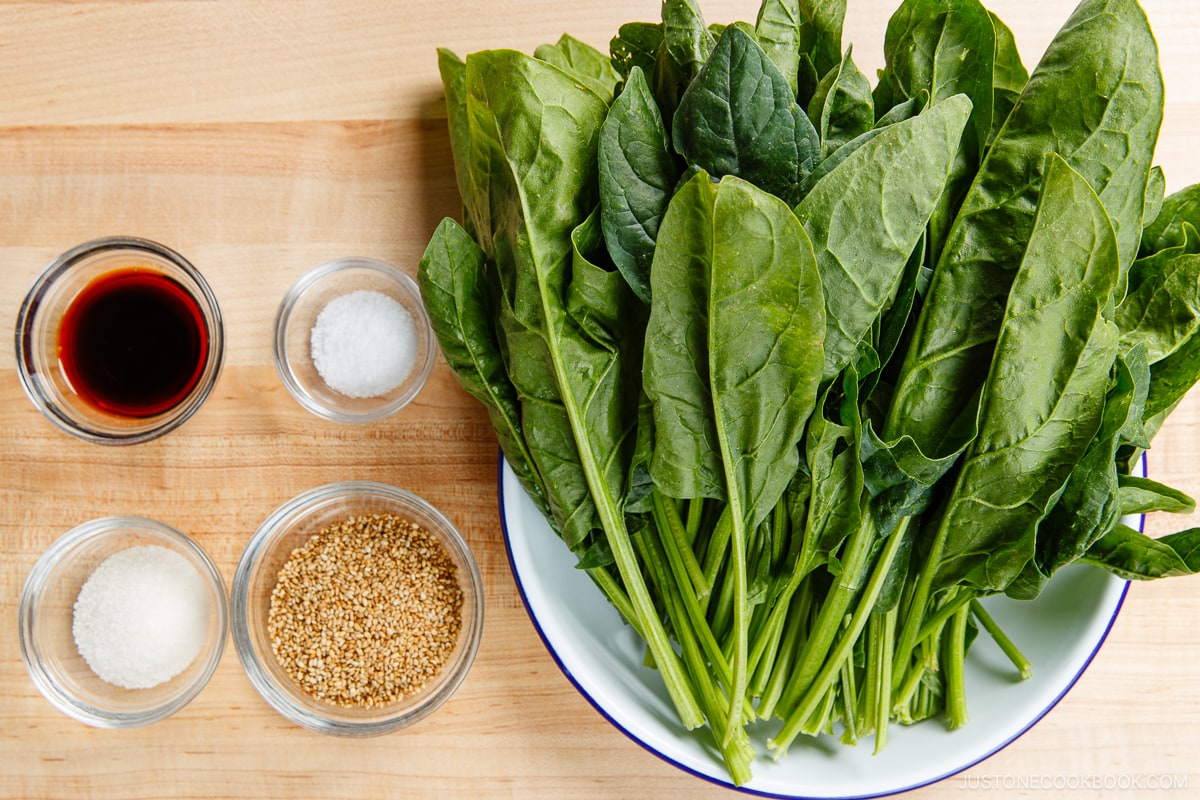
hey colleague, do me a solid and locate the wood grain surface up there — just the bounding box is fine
[2,1,1198,798]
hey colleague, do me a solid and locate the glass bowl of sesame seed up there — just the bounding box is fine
[230,481,485,735]
[273,257,436,425]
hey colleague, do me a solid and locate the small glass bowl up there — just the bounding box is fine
[231,481,484,736]
[18,516,229,728]
[15,236,225,445]
[273,257,435,424]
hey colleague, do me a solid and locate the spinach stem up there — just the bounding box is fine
[649,492,756,720]
[775,507,877,716]
[770,516,910,758]
[891,507,953,688]
[747,544,814,694]
[971,599,1033,679]
[915,586,974,645]
[943,604,971,729]
[837,642,859,744]
[872,607,896,754]
[651,490,711,599]
[756,581,811,720]
[546,344,703,729]
[684,497,705,546]
[700,507,733,611]
[635,521,756,784]
[710,557,736,643]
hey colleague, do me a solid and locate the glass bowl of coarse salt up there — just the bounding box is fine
[231,481,484,736]
[18,516,229,728]
[273,257,436,424]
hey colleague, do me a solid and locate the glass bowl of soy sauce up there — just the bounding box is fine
[15,237,224,445]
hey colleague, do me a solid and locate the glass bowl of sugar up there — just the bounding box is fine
[273,257,436,424]
[18,516,229,728]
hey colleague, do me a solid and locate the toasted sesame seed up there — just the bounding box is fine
[266,513,464,709]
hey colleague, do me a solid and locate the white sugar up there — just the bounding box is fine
[72,545,211,690]
[310,289,417,399]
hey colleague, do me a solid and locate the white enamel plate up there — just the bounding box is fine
[499,458,1130,798]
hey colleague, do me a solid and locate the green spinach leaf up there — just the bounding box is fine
[1141,183,1200,255]
[933,155,1121,593]
[807,47,874,156]
[755,0,803,98]
[418,218,551,524]
[794,93,971,381]
[1118,474,1196,516]
[644,171,825,519]
[1033,344,1149,581]
[885,0,1162,457]
[798,0,846,79]
[987,10,1027,144]
[643,170,825,744]
[610,21,663,80]
[598,67,679,304]
[1083,524,1200,580]
[535,34,623,100]
[465,45,706,727]
[672,25,820,204]
[1117,252,1200,365]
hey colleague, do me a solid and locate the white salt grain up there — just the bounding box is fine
[310,289,417,399]
[72,545,211,690]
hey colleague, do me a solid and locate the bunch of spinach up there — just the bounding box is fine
[418,0,1200,785]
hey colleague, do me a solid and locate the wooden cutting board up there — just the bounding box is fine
[2,2,1198,798]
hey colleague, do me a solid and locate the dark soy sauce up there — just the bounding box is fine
[58,269,208,418]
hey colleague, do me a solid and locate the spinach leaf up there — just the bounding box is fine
[644,171,825,521]
[986,10,1027,145]
[566,207,644,347]
[643,170,825,744]
[465,46,705,727]
[933,155,1121,593]
[1142,326,1200,440]
[755,0,803,98]
[807,47,874,156]
[663,0,716,75]
[1142,166,1167,233]
[436,49,487,242]
[1082,524,1200,580]
[535,34,623,100]
[752,0,847,108]
[1033,344,1148,581]
[653,0,717,123]
[794,93,971,381]
[861,421,961,533]
[598,67,679,305]
[418,218,551,524]
[1117,252,1200,364]
[1141,183,1200,255]
[798,0,846,79]
[802,377,867,575]
[610,21,663,81]
[875,0,996,260]
[1118,474,1196,516]
[885,0,1163,457]
[878,0,995,154]
[672,25,820,204]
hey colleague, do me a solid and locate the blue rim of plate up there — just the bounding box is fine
[498,451,1136,798]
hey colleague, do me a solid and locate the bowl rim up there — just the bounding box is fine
[231,480,485,736]
[13,235,225,445]
[18,514,230,728]
[272,257,436,425]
